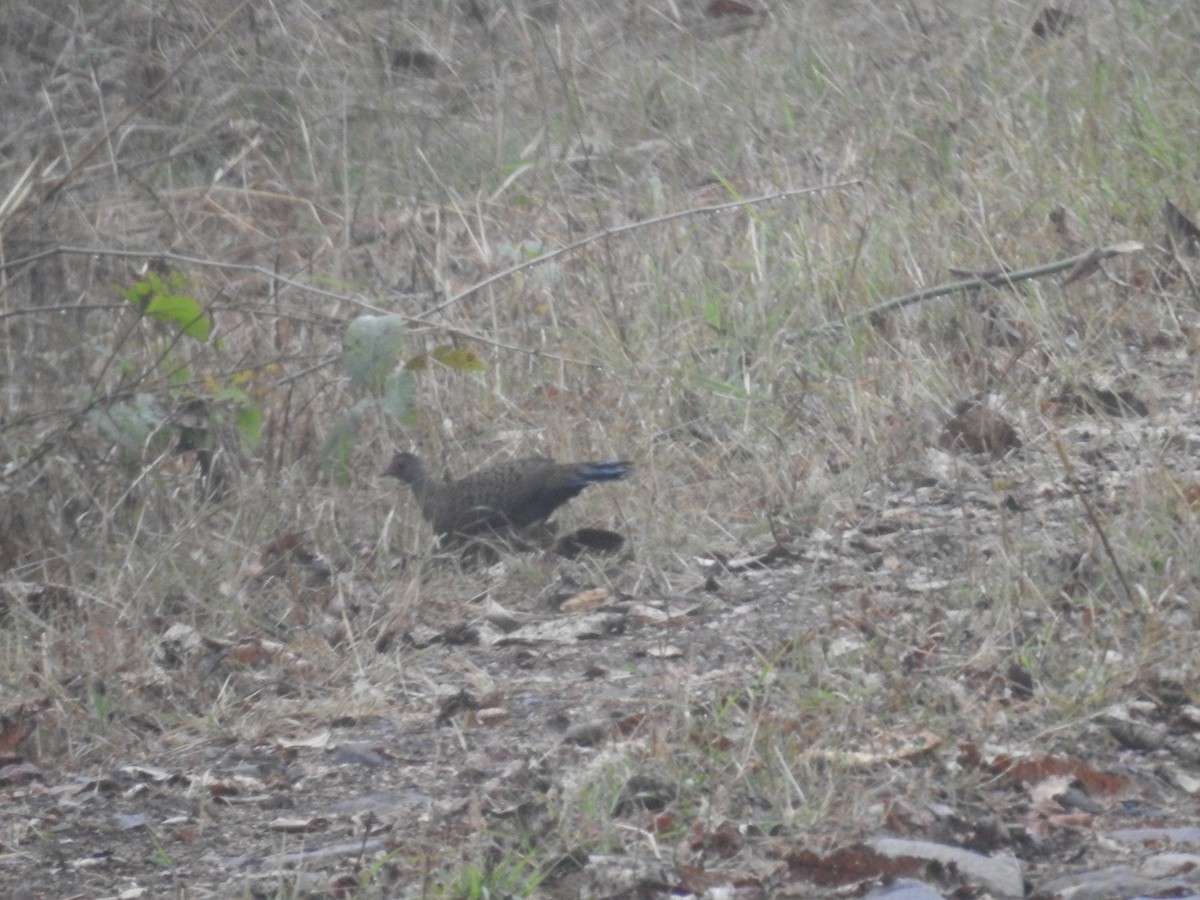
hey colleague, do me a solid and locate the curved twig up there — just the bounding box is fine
[799,240,1144,341]
[418,180,864,319]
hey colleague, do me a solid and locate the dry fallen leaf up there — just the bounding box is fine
[941,400,1022,457]
[1032,6,1076,38]
[0,698,47,753]
[1060,247,1106,286]
[560,587,612,614]
[706,0,756,16]
[268,816,329,833]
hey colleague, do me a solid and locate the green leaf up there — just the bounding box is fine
[88,393,173,459]
[123,272,212,341]
[344,315,406,394]
[382,370,417,423]
[235,404,263,451]
[145,294,211,341]
[693,375,752,400]
[320,399,368,482]
[203,384,263,452]
[430,344,486,372]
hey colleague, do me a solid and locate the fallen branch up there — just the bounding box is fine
[799,240,1144,341]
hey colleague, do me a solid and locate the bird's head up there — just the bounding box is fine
[383,451,424,484]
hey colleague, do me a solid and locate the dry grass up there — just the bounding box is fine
[4,0,1200,895]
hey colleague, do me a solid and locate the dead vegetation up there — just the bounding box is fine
[4,1,1200,897]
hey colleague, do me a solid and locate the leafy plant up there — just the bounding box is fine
[321,314,485,480]
[123,270,212,342]
[89,271,262,471]
[87,392,173,465]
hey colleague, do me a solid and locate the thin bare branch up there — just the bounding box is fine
[799,241,1145,341]
[418,181,865,318]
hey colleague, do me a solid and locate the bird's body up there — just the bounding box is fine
[384,452,631,539]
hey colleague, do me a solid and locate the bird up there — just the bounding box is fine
[383,451,631,541]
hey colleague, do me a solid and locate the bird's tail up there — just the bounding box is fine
[571,460,632,486]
